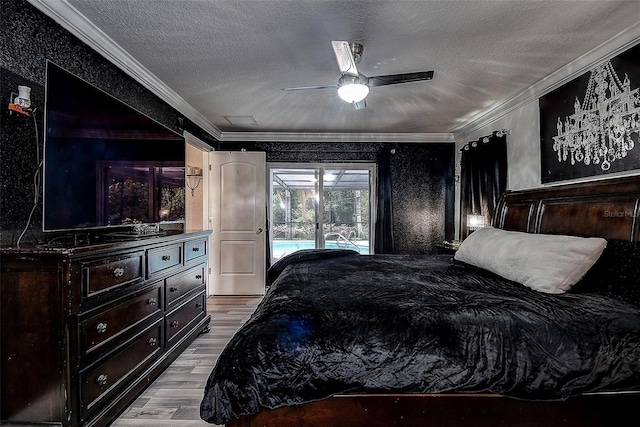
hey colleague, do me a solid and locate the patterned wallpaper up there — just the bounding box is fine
[1,0,454,253]
[219,141,455,254]
[0,0,209,245]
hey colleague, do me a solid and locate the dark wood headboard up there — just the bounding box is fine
[493,176,640,242]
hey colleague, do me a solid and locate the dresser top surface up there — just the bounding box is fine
[1,230,211,258]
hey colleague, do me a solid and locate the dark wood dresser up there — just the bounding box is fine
[0,231,211,426]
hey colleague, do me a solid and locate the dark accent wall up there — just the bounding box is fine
[0,0,213,246]
[218,142,455,254]
[1,0,454,254]
[391,144,454,253]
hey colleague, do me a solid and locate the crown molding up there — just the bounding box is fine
[184,131,214,151]
[453,22,640,141]
[27,0,451,144]
[27,0,223,141]
[219,131,454,143]
[31,0,638,145]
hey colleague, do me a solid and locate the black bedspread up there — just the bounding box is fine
[200,252,640,425]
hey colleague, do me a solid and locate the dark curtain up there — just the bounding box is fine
[374,147,395,254]
[460,132,507,239]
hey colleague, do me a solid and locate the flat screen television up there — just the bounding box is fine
[43,61,186,233]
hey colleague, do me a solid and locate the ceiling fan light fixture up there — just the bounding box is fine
[337,75,369,103]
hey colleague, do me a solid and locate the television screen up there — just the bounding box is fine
[43,62,185,232]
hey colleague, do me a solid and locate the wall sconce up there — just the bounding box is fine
[8,85,32,116]
[467,214,486,231]
[186,166,203,196]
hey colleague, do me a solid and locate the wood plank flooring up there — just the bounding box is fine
[112,296,262,427]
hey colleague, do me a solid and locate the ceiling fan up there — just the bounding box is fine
[283,41,434,110]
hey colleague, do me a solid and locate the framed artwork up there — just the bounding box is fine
[539,42,640,183]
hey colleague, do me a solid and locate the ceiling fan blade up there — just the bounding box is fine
[368,71,434,87]
[331,41,359,76]
[282,84,337,91]
[353,99,366,110]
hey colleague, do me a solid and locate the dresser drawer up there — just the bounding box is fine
[165,292,206,344]
[165,264,206,307]
[81,321,162,415]
[185,238,207,262]
[147,244,182,277]
[83,252,144,297]
[81,284,162,356]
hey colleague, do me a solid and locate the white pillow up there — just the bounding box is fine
[454,227,607,294]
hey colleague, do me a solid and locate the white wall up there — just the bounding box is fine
[455,100,541,192]
[184,131,213,234]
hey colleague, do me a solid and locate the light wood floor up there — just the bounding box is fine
[112,296,262,427]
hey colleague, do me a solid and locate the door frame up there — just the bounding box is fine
[183,131,214,293]
[267,162,377,261]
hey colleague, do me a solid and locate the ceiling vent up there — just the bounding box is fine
[224,115,259,126]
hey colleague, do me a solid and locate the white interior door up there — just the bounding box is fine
[210,151,266,295]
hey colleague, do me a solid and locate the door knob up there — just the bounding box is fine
[256,227,264,235]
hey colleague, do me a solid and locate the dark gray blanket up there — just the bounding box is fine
[200,252,640,425]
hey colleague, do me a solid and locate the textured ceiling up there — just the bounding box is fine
[59,0,640,139]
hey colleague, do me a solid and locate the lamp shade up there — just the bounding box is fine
[337,75,369,103]
[467,214,486,231]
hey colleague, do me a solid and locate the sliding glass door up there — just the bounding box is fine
[269,164,375,262]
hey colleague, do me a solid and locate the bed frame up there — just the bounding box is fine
[227,175,640,427]
[494,175,640,242]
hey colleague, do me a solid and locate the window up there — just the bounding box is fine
[269,163,375,262]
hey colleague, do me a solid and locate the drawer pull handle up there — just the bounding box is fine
[96,323,108,334]
[195,274,202,280]
[147,298,157,305]
[162,255,171,261]
[96,374,108,386]
[113,267,125,278]
[170,320,180,328]
[195,303,203,308]
[170,287,179,293]
[147,337,158,347]
[192,247,200,252]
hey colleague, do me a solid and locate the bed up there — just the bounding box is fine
[200,176,640,427]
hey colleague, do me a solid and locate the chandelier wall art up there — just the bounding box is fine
[552,61,640,171]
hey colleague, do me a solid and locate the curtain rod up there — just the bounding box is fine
[460,129,510,151]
